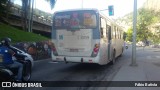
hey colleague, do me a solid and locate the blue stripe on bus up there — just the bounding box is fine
[92,28,100,39]
[93,13,100,39]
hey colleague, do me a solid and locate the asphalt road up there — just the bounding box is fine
[31,48,131,82]
[3,45,160,90]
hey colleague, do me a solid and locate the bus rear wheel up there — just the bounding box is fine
[111,51,116,65]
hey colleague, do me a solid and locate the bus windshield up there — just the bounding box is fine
[53,10,97,29]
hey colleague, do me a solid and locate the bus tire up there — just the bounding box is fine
[111,50,116,65]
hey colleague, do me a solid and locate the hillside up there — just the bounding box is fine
[0,23,49,43]
[116,0,160,31]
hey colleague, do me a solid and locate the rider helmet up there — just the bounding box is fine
[1,37,12,46]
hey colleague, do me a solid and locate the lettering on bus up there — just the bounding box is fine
[78,35,90,40]
[55,15,70,19]
[55,15,70,27]
[54,12,97,29]
[70,13,80,28]
[83,13,92,25]
[59,35,63,40]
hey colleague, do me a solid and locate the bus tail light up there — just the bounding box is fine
[91,44,99,57]
[51,43,58,56]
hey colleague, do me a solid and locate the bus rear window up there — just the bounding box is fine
[53,11,97,29]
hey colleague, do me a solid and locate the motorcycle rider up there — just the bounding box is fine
[0,37,23,81]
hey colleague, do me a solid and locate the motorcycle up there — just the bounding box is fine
[0,46,34,82]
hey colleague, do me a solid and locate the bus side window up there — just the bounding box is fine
[117,29,119,39]
[120,30,122,39]
[101,27,104,38]
[108,26,111,40]
[106,26,108,38]
[100,17,107,39]
[114,26,116,39]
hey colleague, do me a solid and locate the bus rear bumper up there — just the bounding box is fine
[52,56,99,64]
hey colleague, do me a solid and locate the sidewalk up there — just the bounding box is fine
[107,48,160,90]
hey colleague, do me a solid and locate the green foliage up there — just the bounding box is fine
[126,28,133,42]
[118,7,160,44]
[150,35,160,44]
[0,0,8,16]
[123,32,127,40]
[137,8,159,42]
[0,23,49,43]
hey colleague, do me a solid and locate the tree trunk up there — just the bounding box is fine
[30,0,34,32]
[21,0,30,31]
[6,0,11,25]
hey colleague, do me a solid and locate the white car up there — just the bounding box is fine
[10,46,34,67]
[10,46,34,81]
[136,41,145,47]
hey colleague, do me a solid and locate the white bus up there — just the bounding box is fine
[51,9,124,65]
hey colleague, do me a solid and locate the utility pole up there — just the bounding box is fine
[28,0,34,32]
[131,0,138,66]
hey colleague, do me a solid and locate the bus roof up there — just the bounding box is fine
[53,8,124,31]
[54,8,99,14]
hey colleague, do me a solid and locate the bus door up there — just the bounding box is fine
[107,25,112,60]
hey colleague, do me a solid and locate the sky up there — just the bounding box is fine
[14,0,147,19]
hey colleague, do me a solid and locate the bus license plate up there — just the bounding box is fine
[70,49,78,52]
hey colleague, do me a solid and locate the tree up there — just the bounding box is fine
[0,0,12,21]
[6,0,14,23]
[123,32,127,41]
[45,0,56,10]
[21,0,30,31]
[136,8,158,43]
[21,0,34,32]
[0,0,7,16]
[149,26,160,44]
